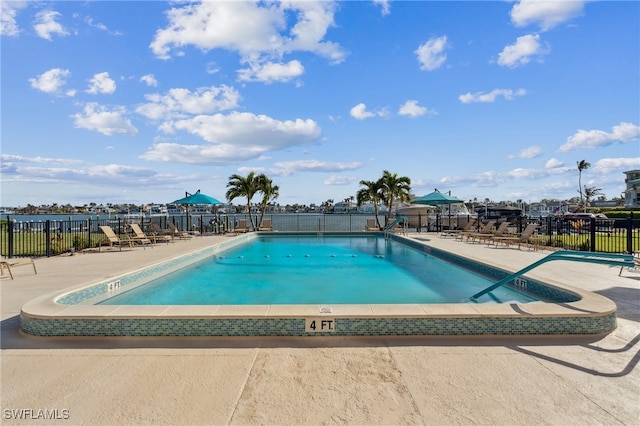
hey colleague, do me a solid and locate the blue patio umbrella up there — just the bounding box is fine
[411,189,463,206]
[411,189,464,229]
[171,189,222,206]
[171,190,222,231]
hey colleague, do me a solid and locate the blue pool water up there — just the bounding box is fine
[99,235,538,305]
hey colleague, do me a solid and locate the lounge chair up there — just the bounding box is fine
[619,256,640,276]
[167,222,191,240]
[442,220,476,239]
[461,220,496,243]
[491,223,539,250]
[472,221,510,244]
[129,223,168,245]
[258,218,273,231]
[365,219,380,231]
[233,219,249,234]
[1,257,37,279]
[148,222,174,242]
[99,225,134,251]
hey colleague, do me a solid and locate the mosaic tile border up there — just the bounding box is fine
[20,312,617,337]
[21,232,617,337]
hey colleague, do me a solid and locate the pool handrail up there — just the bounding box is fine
[384,216,408,230]
[470,250,635,302]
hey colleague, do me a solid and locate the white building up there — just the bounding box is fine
[624,169,640,208]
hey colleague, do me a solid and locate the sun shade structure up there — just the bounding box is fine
[411,189,463,206]
[171,190,222,206]
[171,190,223,232]
[411,189,464,230]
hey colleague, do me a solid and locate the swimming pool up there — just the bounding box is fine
[98,235,538,305]
[20,232,617,337]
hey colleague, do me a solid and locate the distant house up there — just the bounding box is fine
[333,201,357,214]
[624,169,640,208]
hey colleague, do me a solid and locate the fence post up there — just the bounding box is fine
[589,217,596,252]
[88,218,92,249]
[7,216,14,258]
[627,212,634,254]
[45,219,52,257]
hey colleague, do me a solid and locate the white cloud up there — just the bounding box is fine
[142,112,321,164]
[559,122,640,152]
[149,1,346,77]
[72,103,138,136]
[593,157,640,174]
[237,60,304,83]
[28,68,72,95]
[497,34,548,68]
[237,160,363,177]
[373,0,391,16]
[350,103,387,120]
[350,103,374,120]
[86,72,116,94]
[511,0,585,31]
[274,160,362,173]
[398,100,435,118]
[415,36,448,71]
[1,154,82,166]
[84,16,122,36]
[33,10,68,40]
[509,145,542,159]
[459,88,526,104]
[0,154,172,188]
[140,74,158,87]
[324,175,357,186]
[136,85,240,120]
[1,1,28,36]
[545,158,564,168]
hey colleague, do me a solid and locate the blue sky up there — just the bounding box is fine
[1,0,639,208]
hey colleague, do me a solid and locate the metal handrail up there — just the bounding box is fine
[470,250,635,302]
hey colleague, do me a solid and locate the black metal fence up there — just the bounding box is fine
[405,213,639,254]
[2,213,638,258]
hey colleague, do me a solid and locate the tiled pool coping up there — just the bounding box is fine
[20,232,617,337]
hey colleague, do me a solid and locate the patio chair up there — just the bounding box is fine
[129,223,168,245]
[258,218,273,231]
[461,220,496,243]
[148,222,174,242]
[443,219,476,239]
[1,257,37,279]
[99,225,134,251]
[491,223,539,250]
[233,219,250,234]
[167,222,191,240]
[472,221,510,244]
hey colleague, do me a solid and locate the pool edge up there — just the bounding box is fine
[20,233,618,337]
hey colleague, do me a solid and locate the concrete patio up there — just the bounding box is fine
[1,232,638,425]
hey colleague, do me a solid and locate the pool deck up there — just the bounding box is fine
[2,232,639,425]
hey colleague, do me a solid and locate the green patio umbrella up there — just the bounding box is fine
[411,189,464,229]
[171,190,222,231]
[171,189,223,206]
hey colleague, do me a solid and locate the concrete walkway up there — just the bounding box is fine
[1,232,639,425]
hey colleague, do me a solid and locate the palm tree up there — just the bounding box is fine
[583,186,602,210]
[255,173,279,226]
[379,170,411,226]
[577,160,591,206]
[356,179,384,228]
[226,172,259,229]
